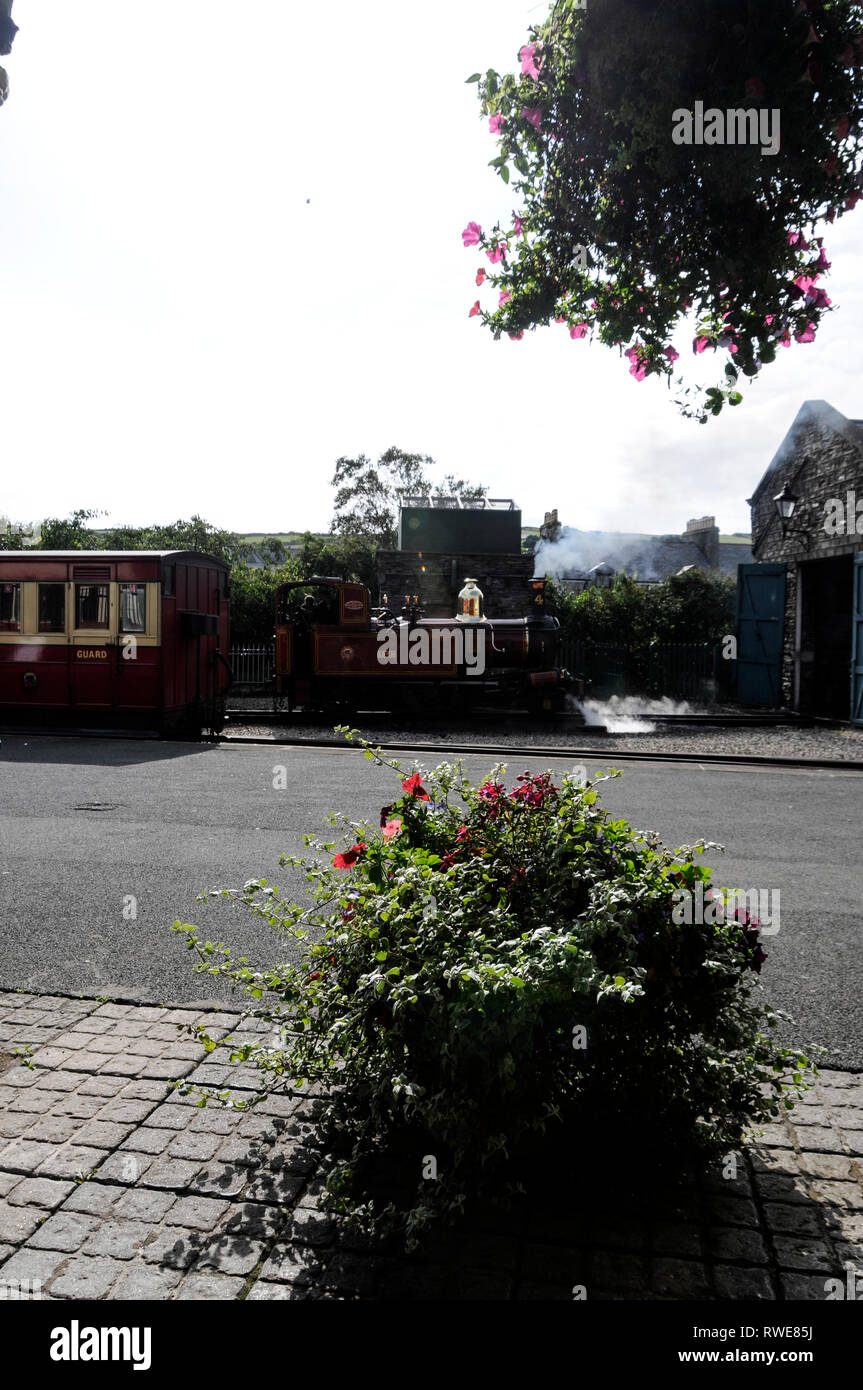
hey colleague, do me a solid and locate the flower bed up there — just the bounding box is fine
[174,731,815,1246]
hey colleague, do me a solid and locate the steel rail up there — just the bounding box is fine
[217,730,863,773]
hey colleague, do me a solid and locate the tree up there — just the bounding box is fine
[331,447,488,549]
[464,0,863,419]
[0,1,17,112]
[38,509,103,549]
[0,517,29,549]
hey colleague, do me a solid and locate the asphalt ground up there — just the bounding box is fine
[0,733,860,1067]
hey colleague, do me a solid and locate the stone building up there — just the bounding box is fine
[378,497,535,619]
[743,400,863,721]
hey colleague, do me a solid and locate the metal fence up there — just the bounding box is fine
[228,645,273,690]
[562,640,736,703]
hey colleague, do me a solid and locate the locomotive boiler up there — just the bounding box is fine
[273,576,574,716]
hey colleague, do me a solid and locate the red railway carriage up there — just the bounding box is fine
[0,551,231,736]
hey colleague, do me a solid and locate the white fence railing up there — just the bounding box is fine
[228,645,273,687]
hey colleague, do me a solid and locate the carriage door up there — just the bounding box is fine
[71,568,115,708]
[736,563,786,708]
[852,554,863,725]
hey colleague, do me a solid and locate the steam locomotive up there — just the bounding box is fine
[273,576,575,716]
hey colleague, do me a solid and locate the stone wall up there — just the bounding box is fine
[377,552,536,619]
[749,404,863,709]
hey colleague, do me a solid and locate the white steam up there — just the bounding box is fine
[567,693,694,734]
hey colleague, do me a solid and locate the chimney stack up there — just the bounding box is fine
[684,515,720,568]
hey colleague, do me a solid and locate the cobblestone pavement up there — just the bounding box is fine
[0,990,861,1301]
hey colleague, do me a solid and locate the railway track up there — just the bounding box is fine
[218,728,863,773]
[2,714,861,773]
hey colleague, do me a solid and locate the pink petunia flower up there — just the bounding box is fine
[693,336,710,354]
[794,322,817,343]
[476,267,486,287]
[499,290,511,306]
[513,215,523,237]
[489,114,504,134]
[794,273,818,293]
[486,241,506,264]
[663,345,680,362]
[461,221,483,248]
[521,106,542,130]
[469,300,480,317]
[382,817,402,840]
[519,43,543,81]
[509,330,524,340]
[808,287,832,308]
[570,323,588,339]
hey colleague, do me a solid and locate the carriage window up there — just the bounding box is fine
[75,583,109,630]
[38,583,66,633]
[0,582,21,631]
[119,583,146,633]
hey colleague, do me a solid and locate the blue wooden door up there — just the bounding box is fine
[852,555,863,726]
[736,563,786,708]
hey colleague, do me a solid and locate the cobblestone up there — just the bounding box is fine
[49,1256,126,1300]
[2,993,861,1302]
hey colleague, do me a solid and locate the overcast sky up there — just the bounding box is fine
[2,1,862,537]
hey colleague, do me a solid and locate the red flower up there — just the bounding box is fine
[333,843,367,870]
[469,300,480,318]
[476,268,486,287]
[401,774,430,801]
[455,825,471,842]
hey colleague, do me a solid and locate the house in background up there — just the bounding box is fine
[739,400,863,722]
[533,511,752,592]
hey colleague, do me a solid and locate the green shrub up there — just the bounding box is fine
[173,732,814,1247]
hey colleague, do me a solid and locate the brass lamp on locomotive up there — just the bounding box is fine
[274,576,573,715]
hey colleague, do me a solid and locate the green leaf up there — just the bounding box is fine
[466,73,481,83]
[728,391,743,405]
[500,165,510,184]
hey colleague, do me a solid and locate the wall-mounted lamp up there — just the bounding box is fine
[773,480,811,551]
